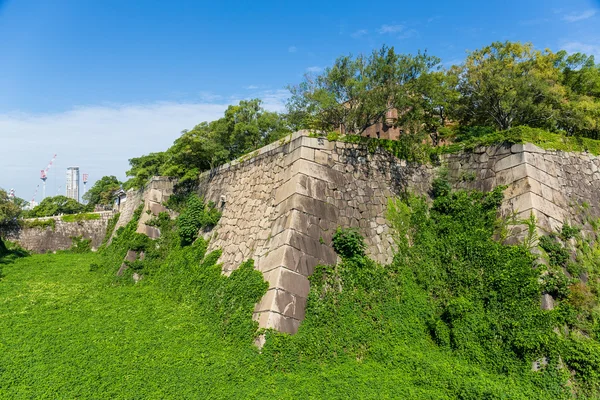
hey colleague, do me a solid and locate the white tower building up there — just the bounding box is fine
[66,167,80,202]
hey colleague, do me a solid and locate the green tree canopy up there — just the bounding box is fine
[453,41,564,131]
[124,152,166,190]
[287,45,441,135]
[0,188,21,253]
[125,99,291,189]
[26,195,90,218]
[83,175,121,207]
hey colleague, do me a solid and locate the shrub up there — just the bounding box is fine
[176,195,221,246]
[61,213,101,223]
[332,227,366,259]
[539,235,570,267]
[70,236,92,253]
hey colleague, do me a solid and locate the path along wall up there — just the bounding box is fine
[10,211,116,253]
[197,132,600,334]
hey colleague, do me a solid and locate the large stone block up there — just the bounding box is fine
[254,288,307,320]
[284,158,346,185]
[494,153,525,172]
[263,266,310,297]
[276,193,339,223]
[257,244,323,276]
[275,173,329,205]
[253,310,301,334]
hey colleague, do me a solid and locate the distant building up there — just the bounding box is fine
[337,100,403,140]
[113,189,127,212]
[66,167,80,202]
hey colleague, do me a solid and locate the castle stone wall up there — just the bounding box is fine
[198,131,435,333]
[106,132,600,335]
[444,143,600,241]
[10,211,116,253]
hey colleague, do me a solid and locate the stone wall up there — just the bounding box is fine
[110,176,177,241]
[445,143,600,241]
[10,211,116,253]
[197,132,600,334]
[198,131,435,333]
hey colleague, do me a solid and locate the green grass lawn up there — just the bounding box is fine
[0,252,563,399]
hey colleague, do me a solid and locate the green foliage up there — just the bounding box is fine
[82,175,121,207]
[539,235,570,268]
[0,188,21,244]
[444,125,600,156]
[124,99,291,190]
[20,218,56,230]
[431,172,452,198]
[69,236,92,253]
[60,213,101,223]
[99,212,120,250]
[176,195,221,246]
[332,227,366,259]
[560,223,581,241]
[287,45,442,136]
[123,152,166,190]
[26,195,90,218]
[455,41,564,131]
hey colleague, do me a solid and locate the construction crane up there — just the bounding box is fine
[31,184,40,208]
[40,154,57,200]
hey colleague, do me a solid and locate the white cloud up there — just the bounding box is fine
[378,24,404,34]
[306,66,323,73]
[288,46,297,53]
[561,41,600,58]
[563,9,597,22]
[257,89,288,113]
[0,102,227,199]
[0,88,290,200]
[245,85,260,90]
[351,29,368,38]
[398,29,417,39]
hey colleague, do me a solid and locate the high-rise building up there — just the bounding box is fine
[66,167,80,202]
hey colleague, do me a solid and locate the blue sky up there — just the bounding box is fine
[1,0,599,202]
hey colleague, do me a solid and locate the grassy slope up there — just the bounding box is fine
[1,252,552,399]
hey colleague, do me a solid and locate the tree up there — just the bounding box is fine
[555,51,600,139]
[82,176,122,207]
[454,41,564,131]
[287,46,441,135]
[398,69,459,145]
[125,99,291,190]
[123,152,166,190]
[26,195,89,218]
[0,188,21,254]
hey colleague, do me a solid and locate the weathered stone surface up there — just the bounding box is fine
[192,133,600,335]
[9,211,116,253]
[541,294,555,310]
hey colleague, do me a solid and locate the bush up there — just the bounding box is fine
[176,195,221,246]
[539,235,570,267]
[70,236,92,253]
[332,227,366,259]
[61,213,101,223]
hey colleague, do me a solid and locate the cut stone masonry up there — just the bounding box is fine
[110,131,600,335]
[198,132,600,334]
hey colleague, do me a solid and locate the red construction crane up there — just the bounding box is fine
[40,154,57,200]
[31,184,40,207]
